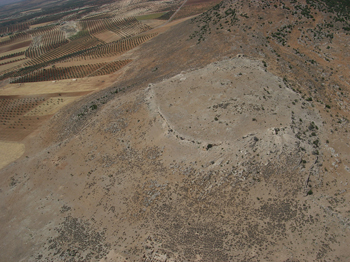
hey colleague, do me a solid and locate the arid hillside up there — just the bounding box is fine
[1,0,350,261]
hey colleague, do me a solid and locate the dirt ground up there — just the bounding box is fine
[94,30,122,43]
[0,74,120,96]
[0,141,24,169]
[0,58,28,74]
[1,0,350,261]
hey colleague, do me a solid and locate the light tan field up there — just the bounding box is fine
[29,21,51,29]
[141,19,166,29]
[0,74,123,96]
[0,58,28,73]
[21,8,41,14]
[0,141,24,169]
[54,54,122,67]
[144,15,196,35]
[24,96,79,116]
[0,36,10,42]
[0,54,26,63]
[0,46,28,57]
[94,30,121,43]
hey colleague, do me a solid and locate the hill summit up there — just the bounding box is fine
[0,0,350,261]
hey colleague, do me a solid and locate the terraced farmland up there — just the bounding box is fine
[12,63,105,82]
[11,59,130,82]
[24,35,102,67]
[0,22,31,35]
[0,97,50,141]
[25,28,69,59]
[89,59,131,76]
[0,0,165,144]
[81,17,151,38]
[72,33,157,59]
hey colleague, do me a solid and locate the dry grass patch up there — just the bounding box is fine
[0,141,24,169]
[94,30,121,43]
[0,58,28,73]
[0,76,115,96]
[24,97,78,116]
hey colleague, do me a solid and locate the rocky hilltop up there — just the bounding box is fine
[0,0,350,261]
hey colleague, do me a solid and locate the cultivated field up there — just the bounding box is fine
[0,0,183,214]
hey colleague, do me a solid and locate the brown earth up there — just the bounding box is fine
[1,0,350,261]
[172,0,222,20]
[94,30,122,43]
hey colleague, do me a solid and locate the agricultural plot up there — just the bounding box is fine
[24,97,78,116]
[81,17,151,39]
[31,10,80,25]
[27,25,58,36]
[0,55,26,66]
[80,13,114,21]
[0,51,25,60]
[0,58,28,75]
[89,59,131,76]
[24,35,102,67]
[25,28,69,59]
[93,30,120,43]
[12,58,131,82]
[0,22,31,35]
[0,32,30,46]
[0,38,32,54]
[0,0,164,145]
[0,96,51,141]
[11,63,106,83]
[73,33,157,60]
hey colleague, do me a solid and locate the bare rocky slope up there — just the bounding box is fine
[1,0,350,261]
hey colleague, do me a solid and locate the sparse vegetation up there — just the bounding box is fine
[1,0,350,261]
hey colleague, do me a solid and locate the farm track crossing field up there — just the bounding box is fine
[93,30,121,43]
